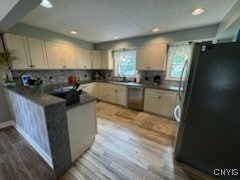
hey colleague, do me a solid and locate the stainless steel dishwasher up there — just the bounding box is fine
[127,86,144,110]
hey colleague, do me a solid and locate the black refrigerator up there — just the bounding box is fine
[175,42,240,177]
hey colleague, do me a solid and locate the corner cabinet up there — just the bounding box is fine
[136,44,167,71]
[3,34,31,69]
[144,88,177,118]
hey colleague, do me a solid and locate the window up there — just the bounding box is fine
[166,44,192,80]
[113,50,137,77]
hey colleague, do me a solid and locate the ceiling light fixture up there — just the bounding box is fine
[114,36,119,39]
[40,0,53,8]
[191,8,205,15]
[70,30,77,35]
[152,28,160,32]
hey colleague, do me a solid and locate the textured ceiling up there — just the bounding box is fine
[21,0,237,43]
[0,0,19,21]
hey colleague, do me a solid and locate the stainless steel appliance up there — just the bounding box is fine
[127,86,144,110]
[175,42,240,176]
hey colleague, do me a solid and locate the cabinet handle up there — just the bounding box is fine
[63,66,67,68]
[32,65,35,68]
[158,96,161,99]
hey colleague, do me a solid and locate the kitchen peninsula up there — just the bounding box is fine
[4,84,97,178]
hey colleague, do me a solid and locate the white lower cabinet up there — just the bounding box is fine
[80,83,98,97]
[144,88,177,118]
[97,83,108,101]
[67,100,96,161]
[107,84,127,106]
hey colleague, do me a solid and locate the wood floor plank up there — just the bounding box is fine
[0,101,212,180]
[0,162,14,180]
[29,163,55,180]
[13,140,43,170]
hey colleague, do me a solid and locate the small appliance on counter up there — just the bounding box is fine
[153,75,161,86]
[21,75,43,86]
[28,77,43,86]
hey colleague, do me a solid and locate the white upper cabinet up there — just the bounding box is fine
[91,50,101,69]
[61,45,77,69]
[45,42,63,69]
[27,38,48,69]
[136,44,167,70]
[3,33,31,69]
[101,50,113,70]
[76,48,92,69]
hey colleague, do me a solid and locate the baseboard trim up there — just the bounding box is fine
[0,120,15,129]
[14,124,54,169]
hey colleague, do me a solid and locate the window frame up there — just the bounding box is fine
[113,49,137,77]
[165,44,192,81]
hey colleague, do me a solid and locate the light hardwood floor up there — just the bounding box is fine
[62,102,214,180]
[0,102,214,180]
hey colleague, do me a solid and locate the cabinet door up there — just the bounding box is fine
[61,45,77,69]
[147,44,167,70]
[101,50,113,70]
[81,49,92,69]
[91,50,101,69]
[136,44,167,70]
[98,83,108,101]
[4,34,30,69]
[158,94,176,117]
[136,47,147,70]
[27,38,48,69]
[144,94,159,113]
[45,42,63,69]
[116,90,127,106]
[107,87,116,104]
[76,48,84,68]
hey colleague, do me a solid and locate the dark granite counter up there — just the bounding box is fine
[66,94,97,110]
[5,84,97,108]
[65,80,180,91]
[102,81,180,91]
[6,85,66,107]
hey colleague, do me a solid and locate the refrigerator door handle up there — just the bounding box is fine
[178,60,188,100]
[174,105,181,121]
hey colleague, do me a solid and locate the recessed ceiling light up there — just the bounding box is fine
[70,30,77,35]
[114,36,119,39]
[152,28,160,32]
[40,0,53,8]
[191,8,205,15]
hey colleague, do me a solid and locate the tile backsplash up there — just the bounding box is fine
[138,70,180,87]
[12,69,114,85]
[12,69,179,87]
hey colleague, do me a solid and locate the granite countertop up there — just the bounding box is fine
[93,81,180,91]
[5,85,66,107]
[5,84,97,108]
[66,94,97,110]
